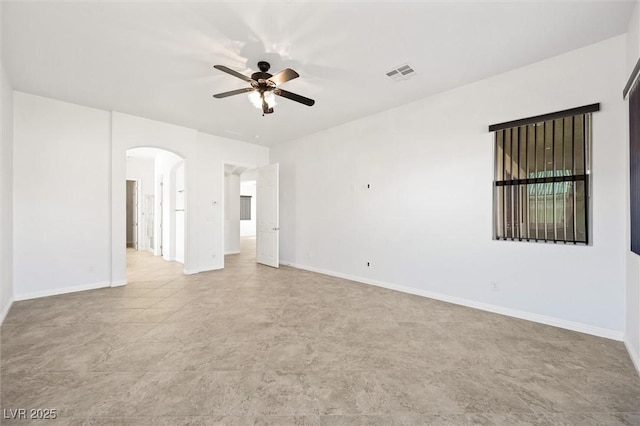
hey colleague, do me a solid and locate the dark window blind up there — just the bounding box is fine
[490,106,596,244]
[240,196,252,221]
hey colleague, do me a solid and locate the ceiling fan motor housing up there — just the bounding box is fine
[257,61,271,72]
[251,71,273,82]
[252,61,274,84]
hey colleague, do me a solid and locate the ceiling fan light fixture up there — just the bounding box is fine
[248,91,262,109]
[263,91,277,108]
[213,61,313,114]
[248,91,277,109]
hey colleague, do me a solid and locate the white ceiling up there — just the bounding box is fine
[3,1,634,146]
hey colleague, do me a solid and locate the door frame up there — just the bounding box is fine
[113,133,195,286]
[220,161,258,269]
[125,179,141,250]
[157,175,164,257]
[256,163,279,268]
[172,161,186,264]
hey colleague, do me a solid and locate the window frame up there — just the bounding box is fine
[489,104,598,245]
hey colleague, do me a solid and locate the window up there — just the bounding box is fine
[490,104,598,244]
[625,59,640,255]
[240,195,252,220]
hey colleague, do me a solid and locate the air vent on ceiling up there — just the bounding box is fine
[386,64,416,82]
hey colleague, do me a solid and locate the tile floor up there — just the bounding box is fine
[1,238,639,425]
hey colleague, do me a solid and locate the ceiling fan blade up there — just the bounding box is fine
[274,89,315,106]
[213,87,256,99]
[213,65,255,83]
[267,68,299,86]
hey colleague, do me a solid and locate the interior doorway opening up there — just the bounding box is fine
[126,147,185,267]
[125,180,139,249]
[224,164,257,262]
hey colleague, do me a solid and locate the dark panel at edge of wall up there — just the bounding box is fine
[631,85,640,255]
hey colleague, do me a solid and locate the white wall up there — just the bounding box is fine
[112,112,197,279]
[196,133,269,270]
[241,180,257,236]
[114,115,269,275]
[628,0,640,78]
[273,35,628,339]
[153,150,183,261]
[10,93,268,297]
[626,0,640,373]
[125,156,154,251]
[224,173,241,254]
[0,0,15,320]
[13,93,111,298]
[174,161,185,263]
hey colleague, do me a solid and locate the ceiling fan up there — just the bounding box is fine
[213,61,315,115]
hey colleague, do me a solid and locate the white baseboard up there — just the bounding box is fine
[224,250,241,255]
[111,279,127,287]
[14,281,111,301]
[625,337,640,376]
[281,261,624,342]
[184,264,223,275]
[0,296,14,325]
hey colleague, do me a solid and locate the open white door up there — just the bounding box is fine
[257,163,279,268]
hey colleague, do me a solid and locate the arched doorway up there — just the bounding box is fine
[125,147,186,278]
